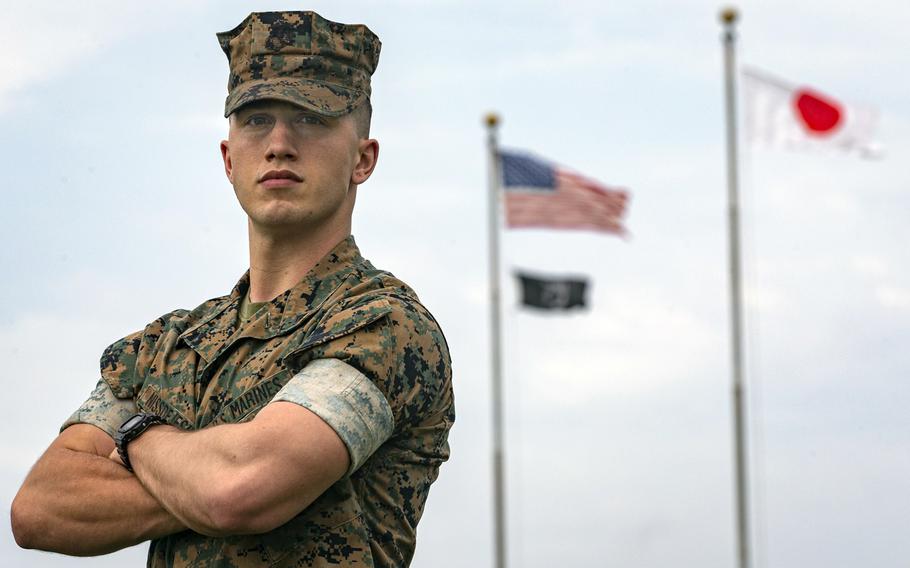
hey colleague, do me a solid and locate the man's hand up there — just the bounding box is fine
[11,424,185,556]
[109,447,125,467]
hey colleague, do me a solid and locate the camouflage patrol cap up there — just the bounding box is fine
[217,11,381,118]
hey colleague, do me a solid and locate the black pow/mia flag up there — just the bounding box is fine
[515,272,589,310]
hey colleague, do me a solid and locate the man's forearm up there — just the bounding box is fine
[127,402,349,537]
[127,423,255,536]
[12,443,185,556]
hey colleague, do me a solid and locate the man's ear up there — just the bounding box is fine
[220,140,233,183]
[351,139,379,186]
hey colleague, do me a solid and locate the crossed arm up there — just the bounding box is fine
[11,401,349,554]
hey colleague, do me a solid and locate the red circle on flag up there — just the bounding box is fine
[793,89,843,135]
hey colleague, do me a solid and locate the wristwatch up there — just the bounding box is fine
[115,413,165,472]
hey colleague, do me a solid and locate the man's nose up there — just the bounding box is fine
[265,120,298,161]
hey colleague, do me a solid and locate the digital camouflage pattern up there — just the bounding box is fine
[77,236,454,567]
[272,358,395,475]
[63,379,137,439]
[218,11,381,118]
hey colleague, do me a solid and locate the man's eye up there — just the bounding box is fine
[245,115,271,126]
[297,115,325,126]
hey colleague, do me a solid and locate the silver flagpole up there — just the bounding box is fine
[484,112,507,568]
[720,8,752,568]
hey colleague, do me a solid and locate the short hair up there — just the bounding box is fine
[352,98,372,138]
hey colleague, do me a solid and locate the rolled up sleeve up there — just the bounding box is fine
[271,358,395,475]
[61,378,138,438]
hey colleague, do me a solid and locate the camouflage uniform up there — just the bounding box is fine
[63,13,454,566]
[66,236,454,566]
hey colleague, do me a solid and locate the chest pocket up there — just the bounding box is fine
[212,300,392,426]
[136,384,194,430]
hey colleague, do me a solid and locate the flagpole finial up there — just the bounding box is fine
[484,112,501,128]
[720,6,739,26]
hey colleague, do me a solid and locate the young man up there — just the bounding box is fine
[11,11,454,567]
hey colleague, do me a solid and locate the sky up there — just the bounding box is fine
[1,1,908,567]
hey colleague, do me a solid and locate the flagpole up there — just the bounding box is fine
[720,8,752,568]
[485,112,507,568]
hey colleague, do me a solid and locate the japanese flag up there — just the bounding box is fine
[742,67,882,158]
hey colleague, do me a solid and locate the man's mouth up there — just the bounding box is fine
[259,170,304,186]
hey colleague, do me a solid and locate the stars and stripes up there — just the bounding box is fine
[500,150,629,235]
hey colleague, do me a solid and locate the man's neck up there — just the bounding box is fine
[246,222,350,303]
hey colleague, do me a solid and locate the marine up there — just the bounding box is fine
[11,11,454,567]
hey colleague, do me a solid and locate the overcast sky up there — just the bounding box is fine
[1,1,908,567]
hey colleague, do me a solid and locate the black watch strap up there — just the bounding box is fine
[115,413,165,472]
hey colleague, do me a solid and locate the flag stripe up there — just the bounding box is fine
[499,150,628,234]
[504,167,628,234]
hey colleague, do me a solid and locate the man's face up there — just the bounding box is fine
[220,100,377,236]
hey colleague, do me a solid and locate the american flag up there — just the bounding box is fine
[500,150,629,235]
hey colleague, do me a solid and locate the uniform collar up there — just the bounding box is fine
[254,234,365,338]
[180,235,365,362]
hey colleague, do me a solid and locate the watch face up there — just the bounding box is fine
[120,415,145,432]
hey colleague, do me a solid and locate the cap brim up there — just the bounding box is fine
[224,78,366,118]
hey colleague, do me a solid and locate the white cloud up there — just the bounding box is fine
[0,0,205,113]
[851,254,891,278]
[875,286,910,309]
[0,312,120,450]
[508,290,721,404]
[745,284,788,311]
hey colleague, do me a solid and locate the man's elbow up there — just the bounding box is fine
[11,496,117,557]
[201,488,255,536]
[201,474,308,537]
[11,492,41,550]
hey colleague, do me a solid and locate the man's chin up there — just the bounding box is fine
[248,211,322,235]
